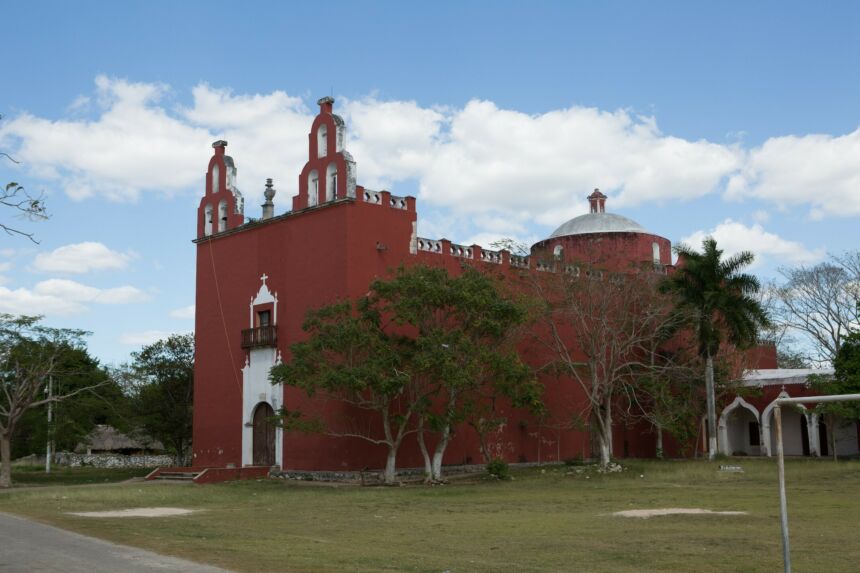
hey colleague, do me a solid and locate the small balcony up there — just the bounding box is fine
[241,325,277,349]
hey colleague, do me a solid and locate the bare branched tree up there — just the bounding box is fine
[776,253,860,364]
[530,262,684,467]
[1,114,49,243]
[0,315,99,488]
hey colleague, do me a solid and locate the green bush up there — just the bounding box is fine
[486,458,510,480]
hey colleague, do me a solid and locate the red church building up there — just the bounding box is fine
[187,97,856,479]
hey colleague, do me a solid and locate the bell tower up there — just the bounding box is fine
[292,97,357,210]
[197,140,245,238]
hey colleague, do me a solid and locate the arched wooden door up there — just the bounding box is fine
[252,402,276,467]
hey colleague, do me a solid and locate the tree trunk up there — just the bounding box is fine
[431,423,452,482]
[0,433,12,489]
[598,433,611,467]
[705,354,717,461]
[416,419,432,483]
[383,447,397,485]
[655,424,664,459]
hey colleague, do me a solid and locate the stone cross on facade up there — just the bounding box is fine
[260,273,269,285]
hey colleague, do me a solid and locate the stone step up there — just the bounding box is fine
[156,471,199,480]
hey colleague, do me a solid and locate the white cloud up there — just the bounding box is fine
[726,128,860,218]
[2,77,859,229]
[681,219,825,269]
[119,329,189,346]
[0,76,213,201]
[169,304,195,319]
[0,261,12,286]
[33,241,134,274]
[0,278,151,316]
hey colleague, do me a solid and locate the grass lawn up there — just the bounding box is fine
[9,465,152,486]
[1,459,858,572]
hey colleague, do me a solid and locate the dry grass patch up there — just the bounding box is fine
[1,459,858,572]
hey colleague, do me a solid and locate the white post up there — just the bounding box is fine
[772,393,860,573]
[45,376,53,474]
[774,406,791,573]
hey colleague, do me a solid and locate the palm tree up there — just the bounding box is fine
[662,237,769,460]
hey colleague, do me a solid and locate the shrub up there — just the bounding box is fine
[486,458,510,480]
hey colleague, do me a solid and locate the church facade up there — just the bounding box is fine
[191,97,856,474]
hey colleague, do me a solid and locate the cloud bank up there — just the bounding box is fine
[2,76,859,227]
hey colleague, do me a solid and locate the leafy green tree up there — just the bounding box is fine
[810,331,860,459]
[271,265,541,484]
[123,334,194,465]
[661,238,769,460]
[0,315,95,488]
[12,346,128,459]
[271,299,414,484]
[371,266,541,481]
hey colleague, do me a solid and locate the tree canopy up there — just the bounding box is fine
[660,237,769,460]
[271,265,540,483]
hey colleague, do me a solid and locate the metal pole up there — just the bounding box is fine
[774,406,791,573]
[770,393,860,573]
[45,375,53,474]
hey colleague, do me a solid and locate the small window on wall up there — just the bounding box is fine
[257,310,271,327]
[749,421,760,446]
[652,242,661,264]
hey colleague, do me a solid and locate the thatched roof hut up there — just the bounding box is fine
[74,425,164,454]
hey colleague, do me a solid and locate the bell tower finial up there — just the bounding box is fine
[588,188,607,214]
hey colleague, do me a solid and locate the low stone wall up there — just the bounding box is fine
[54,452,175,468]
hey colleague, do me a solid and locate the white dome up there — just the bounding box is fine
[549,212,648,238]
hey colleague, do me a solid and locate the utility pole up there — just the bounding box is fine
[45,375,53,473]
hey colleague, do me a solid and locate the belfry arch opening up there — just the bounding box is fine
[317,124,328,158]
[308,169,319,206]
[326,163,338,202]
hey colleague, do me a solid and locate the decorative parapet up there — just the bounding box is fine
[510,254,530,268]
[417,237,443,253]
[359,187,415,212]
[363,189,383,204]
[479,248,503,264]
[389,194,408,210]
[450,243,473,259]
[535,260,554,272]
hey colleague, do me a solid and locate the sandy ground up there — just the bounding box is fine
[68,507,197,518]
[612,508,748,518]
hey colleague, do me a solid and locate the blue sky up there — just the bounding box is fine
[2,1,859,364]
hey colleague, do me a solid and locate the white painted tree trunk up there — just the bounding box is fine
[705,354,717,460]
[0,433,11,489]
[655,425,664,459]
[383,448,398,484]
[416,426,433,482]
[597,398,613,467]
[431,424,452,482]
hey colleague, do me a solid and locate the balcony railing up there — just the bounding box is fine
[241,325,277,349]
